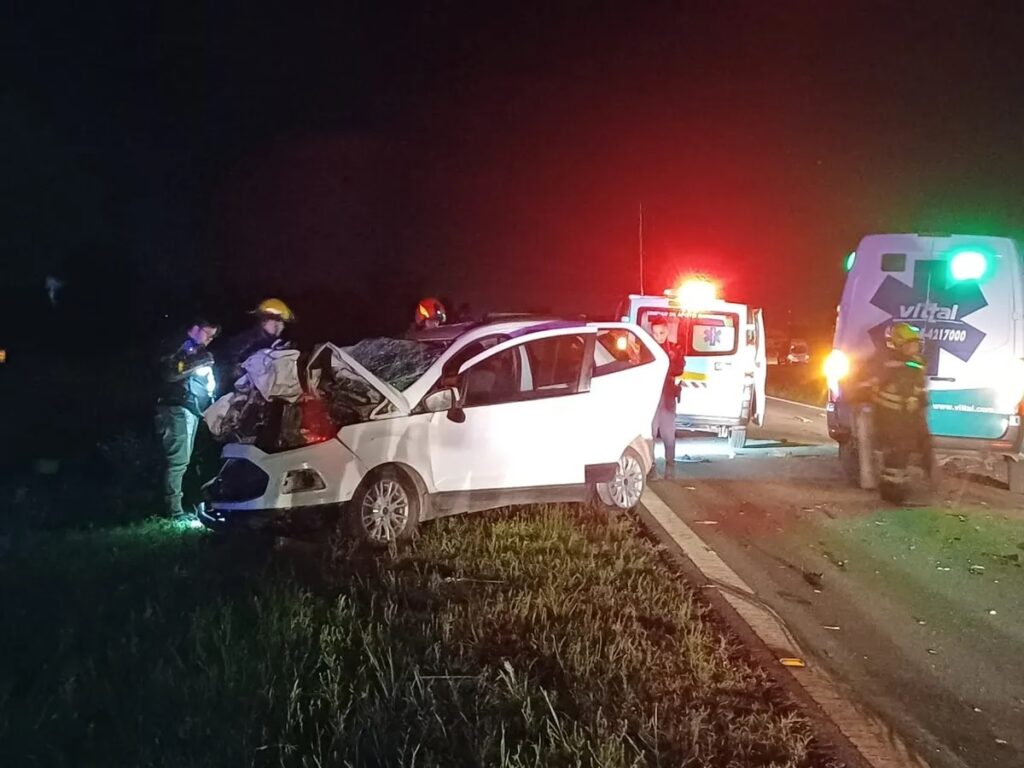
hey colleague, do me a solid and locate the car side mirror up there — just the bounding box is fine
[423,387,459,413]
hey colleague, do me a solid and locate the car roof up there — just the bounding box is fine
[409,318,589,345]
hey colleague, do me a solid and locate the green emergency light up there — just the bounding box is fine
[949,248,989,282]
[845,251,856,271]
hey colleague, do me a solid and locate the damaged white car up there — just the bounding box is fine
[200,319,668,544]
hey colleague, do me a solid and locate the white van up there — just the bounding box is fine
[826,233,1024,489]
[620,292,767,448]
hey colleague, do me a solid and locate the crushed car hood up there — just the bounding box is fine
[308,343,409,416]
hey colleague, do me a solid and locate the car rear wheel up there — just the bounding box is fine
[347,467,421,546]
[596,448,646,511]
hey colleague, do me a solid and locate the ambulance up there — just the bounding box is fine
[825,233,1024,491]
[619,279,767,448]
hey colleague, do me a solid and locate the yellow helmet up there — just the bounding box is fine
[889,322,921,348]
[254,298,295,322]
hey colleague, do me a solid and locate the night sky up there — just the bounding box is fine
[5,1,1024,348]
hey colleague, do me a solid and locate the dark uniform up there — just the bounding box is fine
[864,347,933,500]
[156,337,216,516]
[653,340,686,475]
[217,326,279,388]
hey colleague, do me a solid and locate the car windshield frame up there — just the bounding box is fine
[343,338,451,392]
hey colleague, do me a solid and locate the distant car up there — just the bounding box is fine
[783,340,810,366]
[201,319,668,544]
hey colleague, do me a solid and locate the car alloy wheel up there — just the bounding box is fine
[360,477,411,544]
[600,449,646,510]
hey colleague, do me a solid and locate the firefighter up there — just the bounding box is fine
[414,297,447,331]
[864,322,933,502]
[649,316,686,478]
[155,318,220,519]
[218,298,296,386]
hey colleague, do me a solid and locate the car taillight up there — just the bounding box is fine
[299,398,337,445]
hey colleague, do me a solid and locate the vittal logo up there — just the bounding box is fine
[869,260,987,374]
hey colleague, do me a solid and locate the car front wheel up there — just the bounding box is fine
[347,467,421,546]
[596,448,646,511]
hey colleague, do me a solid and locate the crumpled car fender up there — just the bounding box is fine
[212,439,368,511]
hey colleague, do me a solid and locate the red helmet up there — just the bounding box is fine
[415,297,447,328]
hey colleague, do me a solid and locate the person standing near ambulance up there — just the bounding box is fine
[649,316,686,478]
[859,322,934,501]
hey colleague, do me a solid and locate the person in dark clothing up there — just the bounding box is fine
[155,319,220,518]
[649,316,686,478]
[217,298,295,387]
[861,322,933,502]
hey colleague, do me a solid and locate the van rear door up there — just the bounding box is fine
[918,238,1019,439]
[852,235,1020,441]
[752,308,767,427]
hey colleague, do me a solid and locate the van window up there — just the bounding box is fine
[881,253,907,272]
[636,308,740,356]
[691,313,739,355]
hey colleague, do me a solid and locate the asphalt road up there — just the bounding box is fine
[657,397,1024,768]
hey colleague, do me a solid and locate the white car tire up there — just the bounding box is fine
[347,467,421,547]
[596,448,647,512]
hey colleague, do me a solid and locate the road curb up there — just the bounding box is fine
[637,487,930,768]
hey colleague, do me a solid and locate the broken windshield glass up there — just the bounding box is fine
[343,337,447,391]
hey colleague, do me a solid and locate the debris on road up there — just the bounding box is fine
[936,566,951,572]
[988,610,998,615]
[968,564,986,575]
[927,648,938,655]
[984,552,1022,567]
[822,549,846,568]
[694,520,719,525]
[802,570,824,589]
[779,657,806,668]
[823,624,841,631]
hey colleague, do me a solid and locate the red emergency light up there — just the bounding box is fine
[666,277,718,309]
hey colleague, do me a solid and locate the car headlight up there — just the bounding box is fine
[824,350,850,392]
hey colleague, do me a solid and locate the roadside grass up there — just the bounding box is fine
[0,505,821,767]
[767,366,827,407]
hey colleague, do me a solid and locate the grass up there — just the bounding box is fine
[0,505,822,767]
[766,366,827,407]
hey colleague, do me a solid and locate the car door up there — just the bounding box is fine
[584,323,667,464]
[428,327,595,492]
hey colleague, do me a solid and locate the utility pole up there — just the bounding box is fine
[638,202,645,295]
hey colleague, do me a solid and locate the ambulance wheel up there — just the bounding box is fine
[729,428,747,450]
[879,479,906,504]
[1007,457,1024,494]
[838,439,860,486]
